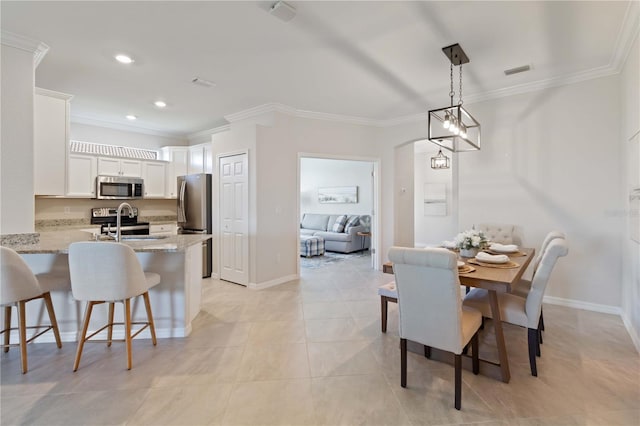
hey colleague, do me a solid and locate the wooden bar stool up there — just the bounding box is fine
[68,242,160,371]
[1,247,62,374]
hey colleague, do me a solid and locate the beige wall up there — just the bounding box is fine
[1,44,36,234]
[457,76,623,308]
[620,32,640,350]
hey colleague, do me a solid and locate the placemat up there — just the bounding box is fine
[458,264,476,274]
[485,249,527,257]
[468,259,520,269]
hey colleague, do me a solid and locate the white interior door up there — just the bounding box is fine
[219,153,249,285]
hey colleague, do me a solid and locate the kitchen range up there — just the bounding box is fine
[90,206,150,236]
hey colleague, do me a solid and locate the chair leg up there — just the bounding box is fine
[540,309,545,331]
[380,296,388,333]
[107,302,115,347]
[471,332,479,375]
[424,345,431,359]
[528,328,538,377]
[42,293,62,349]
[124,298,132,370]
[18,301,28,374]
[3,306,11,353]
[454,354,462,410]
[538,316,544,345]
[400,338,407,388]
[142,292,157,346]
[74,301,94,372]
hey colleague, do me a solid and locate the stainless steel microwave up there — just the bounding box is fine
[95,175,144,200]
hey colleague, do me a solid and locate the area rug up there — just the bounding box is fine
[300,251,368,269]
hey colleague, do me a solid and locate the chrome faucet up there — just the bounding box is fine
[115,202,135,242]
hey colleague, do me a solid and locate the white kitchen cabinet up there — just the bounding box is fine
[67,154,97,197]
[142,161,167,198]
[204,143,213,173]
[187,143,213,174]
[188,145,205,174]
[97,157,142,177]
[34,88,72,195]
[161,146,189,198]
[150,223,178,236]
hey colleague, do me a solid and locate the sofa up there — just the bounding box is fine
[300,213,370,253]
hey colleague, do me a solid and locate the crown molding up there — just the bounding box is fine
[611,0,640,73]
[1,31,49,67]
[35,87,73,101]
[186,124,231,142]
[224,102,381,127]
[70,115,186,139]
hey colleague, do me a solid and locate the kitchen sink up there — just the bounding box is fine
[120,235,170,242]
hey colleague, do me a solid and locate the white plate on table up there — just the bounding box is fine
[475,252,510,264]
[489,243,519,254]
[457,261,465,268]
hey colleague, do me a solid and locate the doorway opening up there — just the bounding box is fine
[297,154,380,273]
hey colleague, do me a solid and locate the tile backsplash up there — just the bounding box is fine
[35,198,177,222]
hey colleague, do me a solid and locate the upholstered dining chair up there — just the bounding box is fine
[475,223,523,246]
[511,230,566,336]
[463,239,568,376]
[377,281,397,333]
[388,247,482,410]
[68,242,160,371]
[1,247,63,373]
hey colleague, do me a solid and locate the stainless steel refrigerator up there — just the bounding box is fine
[177,173,212,278]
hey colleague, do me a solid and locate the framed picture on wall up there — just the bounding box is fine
[318,186,358,204]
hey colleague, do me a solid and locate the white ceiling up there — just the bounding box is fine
[2,1,636,137]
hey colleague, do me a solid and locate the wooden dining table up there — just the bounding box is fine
[383,247,535,383]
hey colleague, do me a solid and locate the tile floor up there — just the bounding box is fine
[1,253,639,425]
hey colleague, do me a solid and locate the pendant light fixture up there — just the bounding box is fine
[428,44,481,152]
[430,149,450,169]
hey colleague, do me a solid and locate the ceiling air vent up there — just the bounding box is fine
[191,77,215,88]
[504,65,531,76]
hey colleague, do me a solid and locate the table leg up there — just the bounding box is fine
[488,290,510,383]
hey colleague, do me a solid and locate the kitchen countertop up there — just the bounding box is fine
[2,230,211,254]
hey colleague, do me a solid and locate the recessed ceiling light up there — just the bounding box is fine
[154,101,167,108]
[115,54,134,64]
[126,115,137,120]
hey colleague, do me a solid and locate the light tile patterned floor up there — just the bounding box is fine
[1,253,639,425]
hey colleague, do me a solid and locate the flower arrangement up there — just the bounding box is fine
[454,229,489,250]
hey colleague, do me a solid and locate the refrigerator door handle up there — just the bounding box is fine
[178,179,187,223]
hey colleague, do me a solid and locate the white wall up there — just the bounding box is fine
[620,31,640,351]
[300,157,372,217]
[1,44,36,234]
[414,141,457,247]
[457,76,623,309]
[70,122,187,151]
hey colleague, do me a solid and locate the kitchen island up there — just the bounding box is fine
[2,230,212,342]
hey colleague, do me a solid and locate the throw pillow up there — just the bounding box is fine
[332,215,348,233]
[344,215,360,233]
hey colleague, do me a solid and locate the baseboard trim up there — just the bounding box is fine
[248,274,299,290]
[543,295,621,315]
[621,312,640,354]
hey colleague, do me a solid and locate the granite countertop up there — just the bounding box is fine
[3,230,211,254]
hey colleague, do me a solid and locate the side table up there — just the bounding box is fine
[356,231,371,251]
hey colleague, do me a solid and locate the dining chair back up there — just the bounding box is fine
[68,242,160,371]
[531,231,566,278]
[524,239,569,329]
[475,223,523,246]
[388,246,482,410]
[1,247,62,373]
